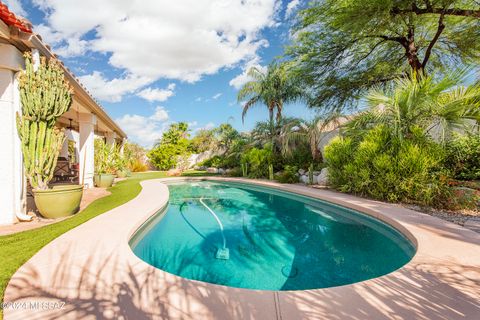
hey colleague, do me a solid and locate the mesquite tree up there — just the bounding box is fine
[288,0,480,111]
[16,52,73,189]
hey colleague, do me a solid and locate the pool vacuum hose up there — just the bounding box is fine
[199,197,230,260]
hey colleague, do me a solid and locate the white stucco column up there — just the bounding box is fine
[105,131,117,148]
[78,113,96,188]
[0,44,25,225]
[120,138,126,155]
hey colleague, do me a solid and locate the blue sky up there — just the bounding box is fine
[7,0,314,146]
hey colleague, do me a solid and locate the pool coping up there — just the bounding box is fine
[4,177,480,320]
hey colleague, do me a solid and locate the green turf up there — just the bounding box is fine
[0,171,215,316]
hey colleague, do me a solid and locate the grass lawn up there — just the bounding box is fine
[0,170,214,316]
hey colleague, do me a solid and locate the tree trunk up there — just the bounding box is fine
[405,26,424,75]
[268,105,275,147]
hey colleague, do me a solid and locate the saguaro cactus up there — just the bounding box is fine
[16,52,73,190]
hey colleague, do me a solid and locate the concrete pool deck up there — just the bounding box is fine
[4,177,480,319]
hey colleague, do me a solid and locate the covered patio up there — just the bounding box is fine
[0,7,126,225]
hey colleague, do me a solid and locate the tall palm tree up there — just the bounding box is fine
[237,62,303,128]
[281,113,344,162]
[346,71,480,144]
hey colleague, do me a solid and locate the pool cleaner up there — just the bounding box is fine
[199,197,230,260]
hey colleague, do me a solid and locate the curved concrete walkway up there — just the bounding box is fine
[4,178,480,320]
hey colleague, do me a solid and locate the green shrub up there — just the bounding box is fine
[241,147,273,179]
[324,125,447,206]
[198,155,223,168]
[147,140,189,170]
[282,143,313,169]
[445,134,480,180]
[275,165,299,183]
[227,167,243,177]
[147,122,191,170]
[197,154,239,169]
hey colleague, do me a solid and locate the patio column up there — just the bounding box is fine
[78,113,96,189]
[106,131,116,149]
[120,138,126,155]
[0,44,25,225]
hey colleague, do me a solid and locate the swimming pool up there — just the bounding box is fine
[130,181,415,291]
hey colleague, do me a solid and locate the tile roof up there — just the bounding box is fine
[0,2,32,33]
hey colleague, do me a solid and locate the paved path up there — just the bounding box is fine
[4,178,480,319]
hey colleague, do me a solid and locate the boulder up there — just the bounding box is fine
[312,175,319,185]
[313,171,321,176]
[167,168,182,177]
[298,169,306,175]
[207,167,219,174]
[317,168,329,185]
[300,175,309,184]
[218,168,226,175]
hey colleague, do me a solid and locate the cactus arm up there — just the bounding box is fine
[16,52,73,190]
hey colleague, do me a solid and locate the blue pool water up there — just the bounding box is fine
[131,181,415,291]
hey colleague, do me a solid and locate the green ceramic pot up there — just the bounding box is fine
[94,173,115,188]
[33,185,83,219]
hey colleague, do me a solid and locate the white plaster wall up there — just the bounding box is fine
[79,114,96,188]
[0,44,24,225]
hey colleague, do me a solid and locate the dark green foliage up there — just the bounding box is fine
[241,147,273,179]
[445,133,480,180]
[325,126,447,205]
[198,156,223,168]
[226,167,243,177]
[275,165,299,184]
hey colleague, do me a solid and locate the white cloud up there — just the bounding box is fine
[137,84,176,102]
[77,71,152,103]
[116,106,170,147]
[4,0,27,16]
[33,0,280,83]
[150,106,169,122]
[229,58,267,89]
[285,0,300,18]
[212,93,222,100]
[202,122,216,130]
[191,121,216,134]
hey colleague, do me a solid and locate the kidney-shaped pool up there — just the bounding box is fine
[130,181,415,291]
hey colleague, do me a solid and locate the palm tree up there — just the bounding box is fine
[281,113,344,163]
[345,71,480,144]
[237,62,303,130]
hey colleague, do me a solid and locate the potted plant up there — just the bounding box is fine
[17,52,83,219]
[114,145,129,178]
[94,139,116,187]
